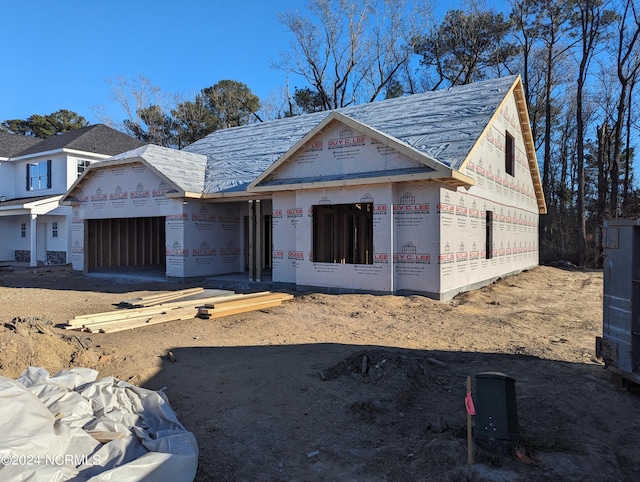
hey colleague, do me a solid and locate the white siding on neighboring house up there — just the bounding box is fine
[39,215,67,251]
[66,210,73,264]
[0,218,13,260]
[0,161,16,199]
[50,155,70,195]
[67,156,79,186]
[14,154,57,198]
[68,156,103,186]
[13,216,30,252]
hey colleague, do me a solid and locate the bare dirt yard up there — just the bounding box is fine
[1,264,639,481]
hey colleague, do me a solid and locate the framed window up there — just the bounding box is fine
[26,160,51,191]
[486,211,493,259]
[505,131,515,176]
[312,203,373,264]
[52,221,58,238]
[21,223,26,238]
[77,159,90,177]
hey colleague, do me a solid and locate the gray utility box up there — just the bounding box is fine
[598,218,640,384]
[474,372,520,443]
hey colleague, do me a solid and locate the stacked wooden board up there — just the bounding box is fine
[63,288,294,333]
[196,291,294,319]
[115,287,207,308]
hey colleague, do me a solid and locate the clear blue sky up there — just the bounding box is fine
[0,0,510,125]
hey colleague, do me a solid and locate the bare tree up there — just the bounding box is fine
[414,0,520,89]
[610,0,640,215]
[513,0,574,183]
[92,75,167,137]
[275,0,429,111]
[572,0,616,264]
[172,93,216,149]
[622,72,640,205]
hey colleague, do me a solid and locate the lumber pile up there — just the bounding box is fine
[63,289,294,333]
[116,287,207,308]
[196,291,294,319]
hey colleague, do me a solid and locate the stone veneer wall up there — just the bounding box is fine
[47,251,67,265]
[13,251,67,264]
[15,250,30,262]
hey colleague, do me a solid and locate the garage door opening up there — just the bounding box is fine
[86,217,165,274]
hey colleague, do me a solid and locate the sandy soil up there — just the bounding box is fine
[1,264,639,481]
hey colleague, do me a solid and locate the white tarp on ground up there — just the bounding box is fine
[0,367,198,481]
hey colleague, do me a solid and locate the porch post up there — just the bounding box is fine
[390,203,394,294]
[255,200,262,282]
[248,200,255,281]
[29,214,37,267]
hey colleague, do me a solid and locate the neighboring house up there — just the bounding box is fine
[0,125,145,266]
[62,75,546,300]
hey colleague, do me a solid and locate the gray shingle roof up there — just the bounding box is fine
[11,124,145,157]
[0,132,41,157]
[0,195,58,207]
[184,75,518,194]
[109,144,208,194]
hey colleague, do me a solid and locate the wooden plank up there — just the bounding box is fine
[65,292,294,333]
[68,306,176,326]
[203,292,290,309]
[198,297,293,319]
[198,293,293,312]
[207,294,292,309]
[204,299,289,318]
[117,286,232,308]
[78,309,180,328]
[88,294,289,327]
[198,291,273,307]
[66,292,239,326]
[117,287,205,307]
[81,312,189,333]
[95,308,198,333]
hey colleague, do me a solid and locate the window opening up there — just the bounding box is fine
[312,203,373,264]
[505,131,515,176]
[486,211,493,259]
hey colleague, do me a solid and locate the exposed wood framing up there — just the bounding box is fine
[85,217,165,271]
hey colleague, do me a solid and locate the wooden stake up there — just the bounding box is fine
[467,376,473,480]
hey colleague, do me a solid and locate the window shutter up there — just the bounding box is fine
[26,164,30,191]
[46,160,52,189]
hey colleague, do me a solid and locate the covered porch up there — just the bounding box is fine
[0,195,67,266]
